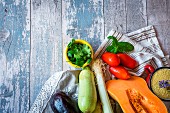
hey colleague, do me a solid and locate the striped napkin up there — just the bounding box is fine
[95,25,169,79]
[29,25,170,113]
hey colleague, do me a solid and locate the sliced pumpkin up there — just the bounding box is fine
[106,76,168,113]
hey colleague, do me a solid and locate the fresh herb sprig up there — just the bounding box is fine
[67,39,92,67]
[106,36,134,53]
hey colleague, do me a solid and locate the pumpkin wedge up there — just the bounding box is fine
[106,76,168,113]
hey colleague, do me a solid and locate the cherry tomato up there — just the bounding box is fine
[117,53,137,69]
[109,66,131,80]
[101,52,120,67]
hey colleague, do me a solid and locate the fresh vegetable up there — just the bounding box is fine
[91,59,114,113]
[106,36,134,53]
[67,39,92,67]
[101,52,120,67]
[109,66,131,80]
[144,64,155,85]
[50,91,80,113]
[78,67,97,113]
[106,76,168,113]
[117,53,137,69]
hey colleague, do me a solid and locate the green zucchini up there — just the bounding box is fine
[78,67,97,113]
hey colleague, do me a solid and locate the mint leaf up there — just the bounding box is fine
[117,42,134,53]
[106,36,134,53]
[106,45,118,53]
[106,36,119,53]
[108,36,118,47]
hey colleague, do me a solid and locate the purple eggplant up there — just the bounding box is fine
[50,91,80,113]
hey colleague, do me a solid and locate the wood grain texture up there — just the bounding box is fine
[147,0,170,55]
[126,0,147,32]
[104,0,127,35]
[0,0,30,113]
[62,0,104,70]
[104,0,147,35]
[30,0,62,106]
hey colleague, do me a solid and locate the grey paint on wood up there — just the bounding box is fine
[0,0,30,113]
[104,0,127,35]
[104,0,147,34]
[30,0,62,106]
[126,0,147,32]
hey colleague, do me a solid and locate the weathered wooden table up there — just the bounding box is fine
[0,0,170,113]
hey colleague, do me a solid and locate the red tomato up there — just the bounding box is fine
[117,53,137,69]
[101,52,120,67]
[109,66,131,80]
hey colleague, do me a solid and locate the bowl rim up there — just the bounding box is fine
[64,39,94,68]
[149,67,170,101]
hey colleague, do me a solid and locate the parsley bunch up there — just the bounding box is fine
[106,36,134,53]
[67,39,92,67]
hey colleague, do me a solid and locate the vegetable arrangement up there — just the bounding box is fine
[57,38,168,113]
[101,36,137,80]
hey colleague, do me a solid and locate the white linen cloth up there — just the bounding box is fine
[29,25,170,113]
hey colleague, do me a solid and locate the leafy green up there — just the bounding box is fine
[117,42,134,53]
[106,36,134,53]
[67,39,92,67]
[108,36,118,47]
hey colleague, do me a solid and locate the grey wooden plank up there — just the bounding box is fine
[0,0,30,113]
[147,0,170,55]
[126,0,147,33]
[62,0,104,70]
[30,0,62,106]
[104,0,127,35]
[104,0,147,34]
